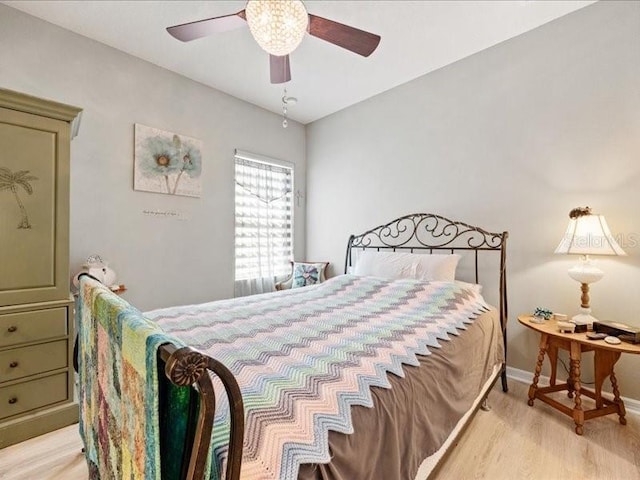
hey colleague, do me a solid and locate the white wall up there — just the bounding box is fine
[0,5,306,311]
[306,2,640,399]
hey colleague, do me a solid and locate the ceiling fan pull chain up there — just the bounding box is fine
[282,88,288,128]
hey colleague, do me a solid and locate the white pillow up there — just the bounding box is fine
[353,251,417,279]
[353,251,460,282]
[414,253,460,282]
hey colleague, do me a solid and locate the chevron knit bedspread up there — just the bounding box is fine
[146,274,490,480]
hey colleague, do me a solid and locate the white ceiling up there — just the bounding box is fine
[4,0,595,124]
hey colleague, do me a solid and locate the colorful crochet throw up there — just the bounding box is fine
[77,275,188,479]
[147,274,490,480]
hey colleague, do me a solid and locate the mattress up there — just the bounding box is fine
[297,308,503,480]
[148,276,503,480]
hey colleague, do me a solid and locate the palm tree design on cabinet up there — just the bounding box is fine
[0,167,38,229]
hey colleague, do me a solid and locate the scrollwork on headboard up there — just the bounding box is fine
[348,213,505,253]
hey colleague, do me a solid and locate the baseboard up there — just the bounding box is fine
[506,366,640,417]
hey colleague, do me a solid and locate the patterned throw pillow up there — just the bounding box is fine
[291,262,328,288]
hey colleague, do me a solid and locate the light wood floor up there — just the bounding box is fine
[1,380,639,479]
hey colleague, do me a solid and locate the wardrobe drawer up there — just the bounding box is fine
[0,372,68,421]
[0,308,67,348]
[0,340,67,383]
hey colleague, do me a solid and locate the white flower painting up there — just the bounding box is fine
[134,124,202,197]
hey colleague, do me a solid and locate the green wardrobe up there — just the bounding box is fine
[0,88,82,447]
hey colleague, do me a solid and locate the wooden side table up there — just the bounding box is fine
[518,315,640,435]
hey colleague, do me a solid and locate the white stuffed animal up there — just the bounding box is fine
[73,255,118,289]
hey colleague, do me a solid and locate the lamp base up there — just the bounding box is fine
[567,259,602,333]
[567,257,604,285]
[571,308,597,332]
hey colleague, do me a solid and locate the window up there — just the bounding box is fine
[234,150,293,292]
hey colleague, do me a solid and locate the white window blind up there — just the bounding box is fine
[234,150,293,284]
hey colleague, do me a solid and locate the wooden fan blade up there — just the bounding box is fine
[308,14,380,57]
[167,10,247,42]
[270,55,291,84]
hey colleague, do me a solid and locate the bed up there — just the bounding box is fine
[76,212,508,480]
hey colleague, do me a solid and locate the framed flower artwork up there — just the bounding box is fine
[134,124,203,197]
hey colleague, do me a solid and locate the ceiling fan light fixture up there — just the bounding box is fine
[245,0,309,56]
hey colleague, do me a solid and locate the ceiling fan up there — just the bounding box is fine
[167,0,381,84]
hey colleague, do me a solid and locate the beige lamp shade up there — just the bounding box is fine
[555,213,626,256]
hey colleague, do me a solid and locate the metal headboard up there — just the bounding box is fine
[344,213,509,392]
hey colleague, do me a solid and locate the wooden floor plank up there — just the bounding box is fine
[435,380,640,480]
[0,380,638,479]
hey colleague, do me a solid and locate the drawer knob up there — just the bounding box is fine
[7,326,17,333]
[9,361,18,368]
[8,397,17,405]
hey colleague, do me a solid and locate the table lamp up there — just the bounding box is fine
[554,207,625,328]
